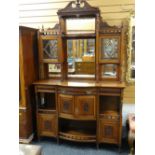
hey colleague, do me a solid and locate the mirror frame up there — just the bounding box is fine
[126,13,135,85]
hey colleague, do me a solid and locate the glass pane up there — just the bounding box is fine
[67,39,95,78]
[66,18,95,34]
[43,40,58,60]
[101,38,119,59]
[102,64,117,78]
[48,64,61,78]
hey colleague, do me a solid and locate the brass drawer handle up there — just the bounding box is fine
[19,113,22,116]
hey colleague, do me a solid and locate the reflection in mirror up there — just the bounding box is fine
[102,64,117,78]
[48,64,61,78]
[67,39,95,78]
[43,40,58,60]
[66,18,95,34]
[101,38,119,59]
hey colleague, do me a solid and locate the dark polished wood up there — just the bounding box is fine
[33,0,126,149]
[19,26,39,143]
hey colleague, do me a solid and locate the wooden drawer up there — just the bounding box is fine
[58,94,74,117]
[35,85,55,93]
[99,119,119,144]
[99,88,121,95]
[58,87,97,95]
[100,114,120,122]
[75,96,96,119]
[38,113,57,137]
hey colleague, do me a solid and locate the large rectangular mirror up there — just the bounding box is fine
[66,18,95,34]
[67,39,95,78]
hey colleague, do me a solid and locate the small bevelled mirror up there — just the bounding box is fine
[43,40,58,60]
[101,38,119,60]
[48,64,61,78]
[102,64,117,78]
[66,18,95,34]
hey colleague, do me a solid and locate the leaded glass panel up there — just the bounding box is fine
[101,38,119,59]
[43,40,58,60]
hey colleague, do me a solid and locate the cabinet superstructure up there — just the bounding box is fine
[33,0,125,149]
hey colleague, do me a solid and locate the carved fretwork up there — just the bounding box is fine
[83,103,89,112]
[63,101,70,111]
[104,126,113,137]
[44,120,52,131]
[57,0,100,17]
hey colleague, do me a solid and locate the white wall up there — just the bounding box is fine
[19,0,135,29]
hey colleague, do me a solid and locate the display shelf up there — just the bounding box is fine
[59,130,96,142]
[99,96,120,115]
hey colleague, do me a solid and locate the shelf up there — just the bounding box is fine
[100,110,119,115]
[59,130,96,142]
[38,109,56,114]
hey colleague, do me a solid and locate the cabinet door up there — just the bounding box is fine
[99,119,119,144]
[75,96,96,119]
[58,94,74,117]
[38,113,57,137]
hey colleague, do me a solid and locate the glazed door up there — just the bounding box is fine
[75,96,96,120]
[99,35,121,80]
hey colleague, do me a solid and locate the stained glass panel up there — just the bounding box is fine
[43,40,58,60]
[101,38,118,59]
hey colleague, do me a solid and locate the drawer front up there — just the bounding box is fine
[38,113,57,137]
[100,114,120,122]
[58,94,74,116]
[35,85,55,93]
[99,88,121,95]
[99,119,119,144]
[58,87,96,95]
[75,96,96,119]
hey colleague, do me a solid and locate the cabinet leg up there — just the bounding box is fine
[118,144,121,153]
[38,136,41,142]
[96,143,99,149]
[57,137,59,144]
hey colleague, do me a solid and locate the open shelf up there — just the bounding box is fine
[59,118,96,142]
[59,130,96,142]
[99,96,120,115]
[37,92,56,110]
[38,109,56,114]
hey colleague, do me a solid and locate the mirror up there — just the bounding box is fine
[67,39,95,78]
[126,14,135,84]
[48,64,61,78]
[66,18,95,34]
[102,64,117,78]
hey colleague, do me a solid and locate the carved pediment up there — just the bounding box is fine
[57,0,100,17]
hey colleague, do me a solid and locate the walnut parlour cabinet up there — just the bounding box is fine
[33,0,126,151]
